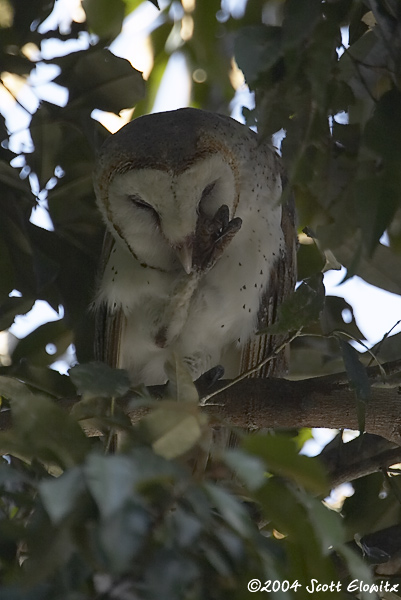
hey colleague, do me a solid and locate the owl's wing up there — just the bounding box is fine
[239,183,297,379]
[94,231,126,369]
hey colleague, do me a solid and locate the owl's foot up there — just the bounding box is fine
[195,364,225,391]
[193,204,242,273]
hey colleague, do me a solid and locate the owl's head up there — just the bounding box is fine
[94,108,257,272]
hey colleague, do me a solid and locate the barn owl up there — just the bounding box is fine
[93,108,295,386]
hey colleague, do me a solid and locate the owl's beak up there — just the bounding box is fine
[174,238,193,275]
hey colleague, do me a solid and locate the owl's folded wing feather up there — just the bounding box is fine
[239,186,297,379]
[94,231,125,369]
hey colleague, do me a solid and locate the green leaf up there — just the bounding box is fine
[167,507,202,548]
[334,239,401,296]
[234,25,282,87]
[69,395,117,421]
[82,0,125,40]
[69,362,131,399]
[0,207,36,297]
[296,242,325,280]
[255,477,340,584]
[264,273,325,334]
[39,467,86,524]
[11,320,73,367]
[364,88,401,160]
[0,235,15,303]
[338,339,370,433]
[282,0,322,49]
[84,454,137,518]
[98,502,150,574]
[341,473,393,538]
[337,545,374,600]
[28,107,63,188]
[255,477,311,539]
[4,362,75,398]
[353,166,400,255]
[139,403,206,460]
[54,48,146,113]
[0,386,90,468]
[332,121,361,155]
[123,0,145,15]
[151,412,203,459]
[165,353,199,403]
[203,482,253,538]
[242,434,328,495]
[70,395,133,435]
[296,488,344,551]
[338,340,370,403]
[320,295,365,340]
[143,550,199,600]
[0,431,38,464]
[0,463,28,487]
[223,449,266,491]
[0,376,36,402]
[84,450,179,517]
[0,296,35,330]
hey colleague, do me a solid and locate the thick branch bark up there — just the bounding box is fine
[2,365,401,445]
[193,377,401,444]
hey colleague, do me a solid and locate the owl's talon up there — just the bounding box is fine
[217,216,242,242]
[213,204,230,230]
[193,205,242,273]
[155,326,167,348]
[195,364,225,390]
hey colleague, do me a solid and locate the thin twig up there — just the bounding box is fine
[104,396,116,453]
[367,320,401,368]
[0,79,33,115]
[200,330,301,405]
[333,329,387,381]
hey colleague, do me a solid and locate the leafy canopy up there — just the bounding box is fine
[1,0,401,598]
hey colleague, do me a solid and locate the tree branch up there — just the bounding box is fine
[2,362,401,454]
[320,432,401,487]
[194,376,401,444]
